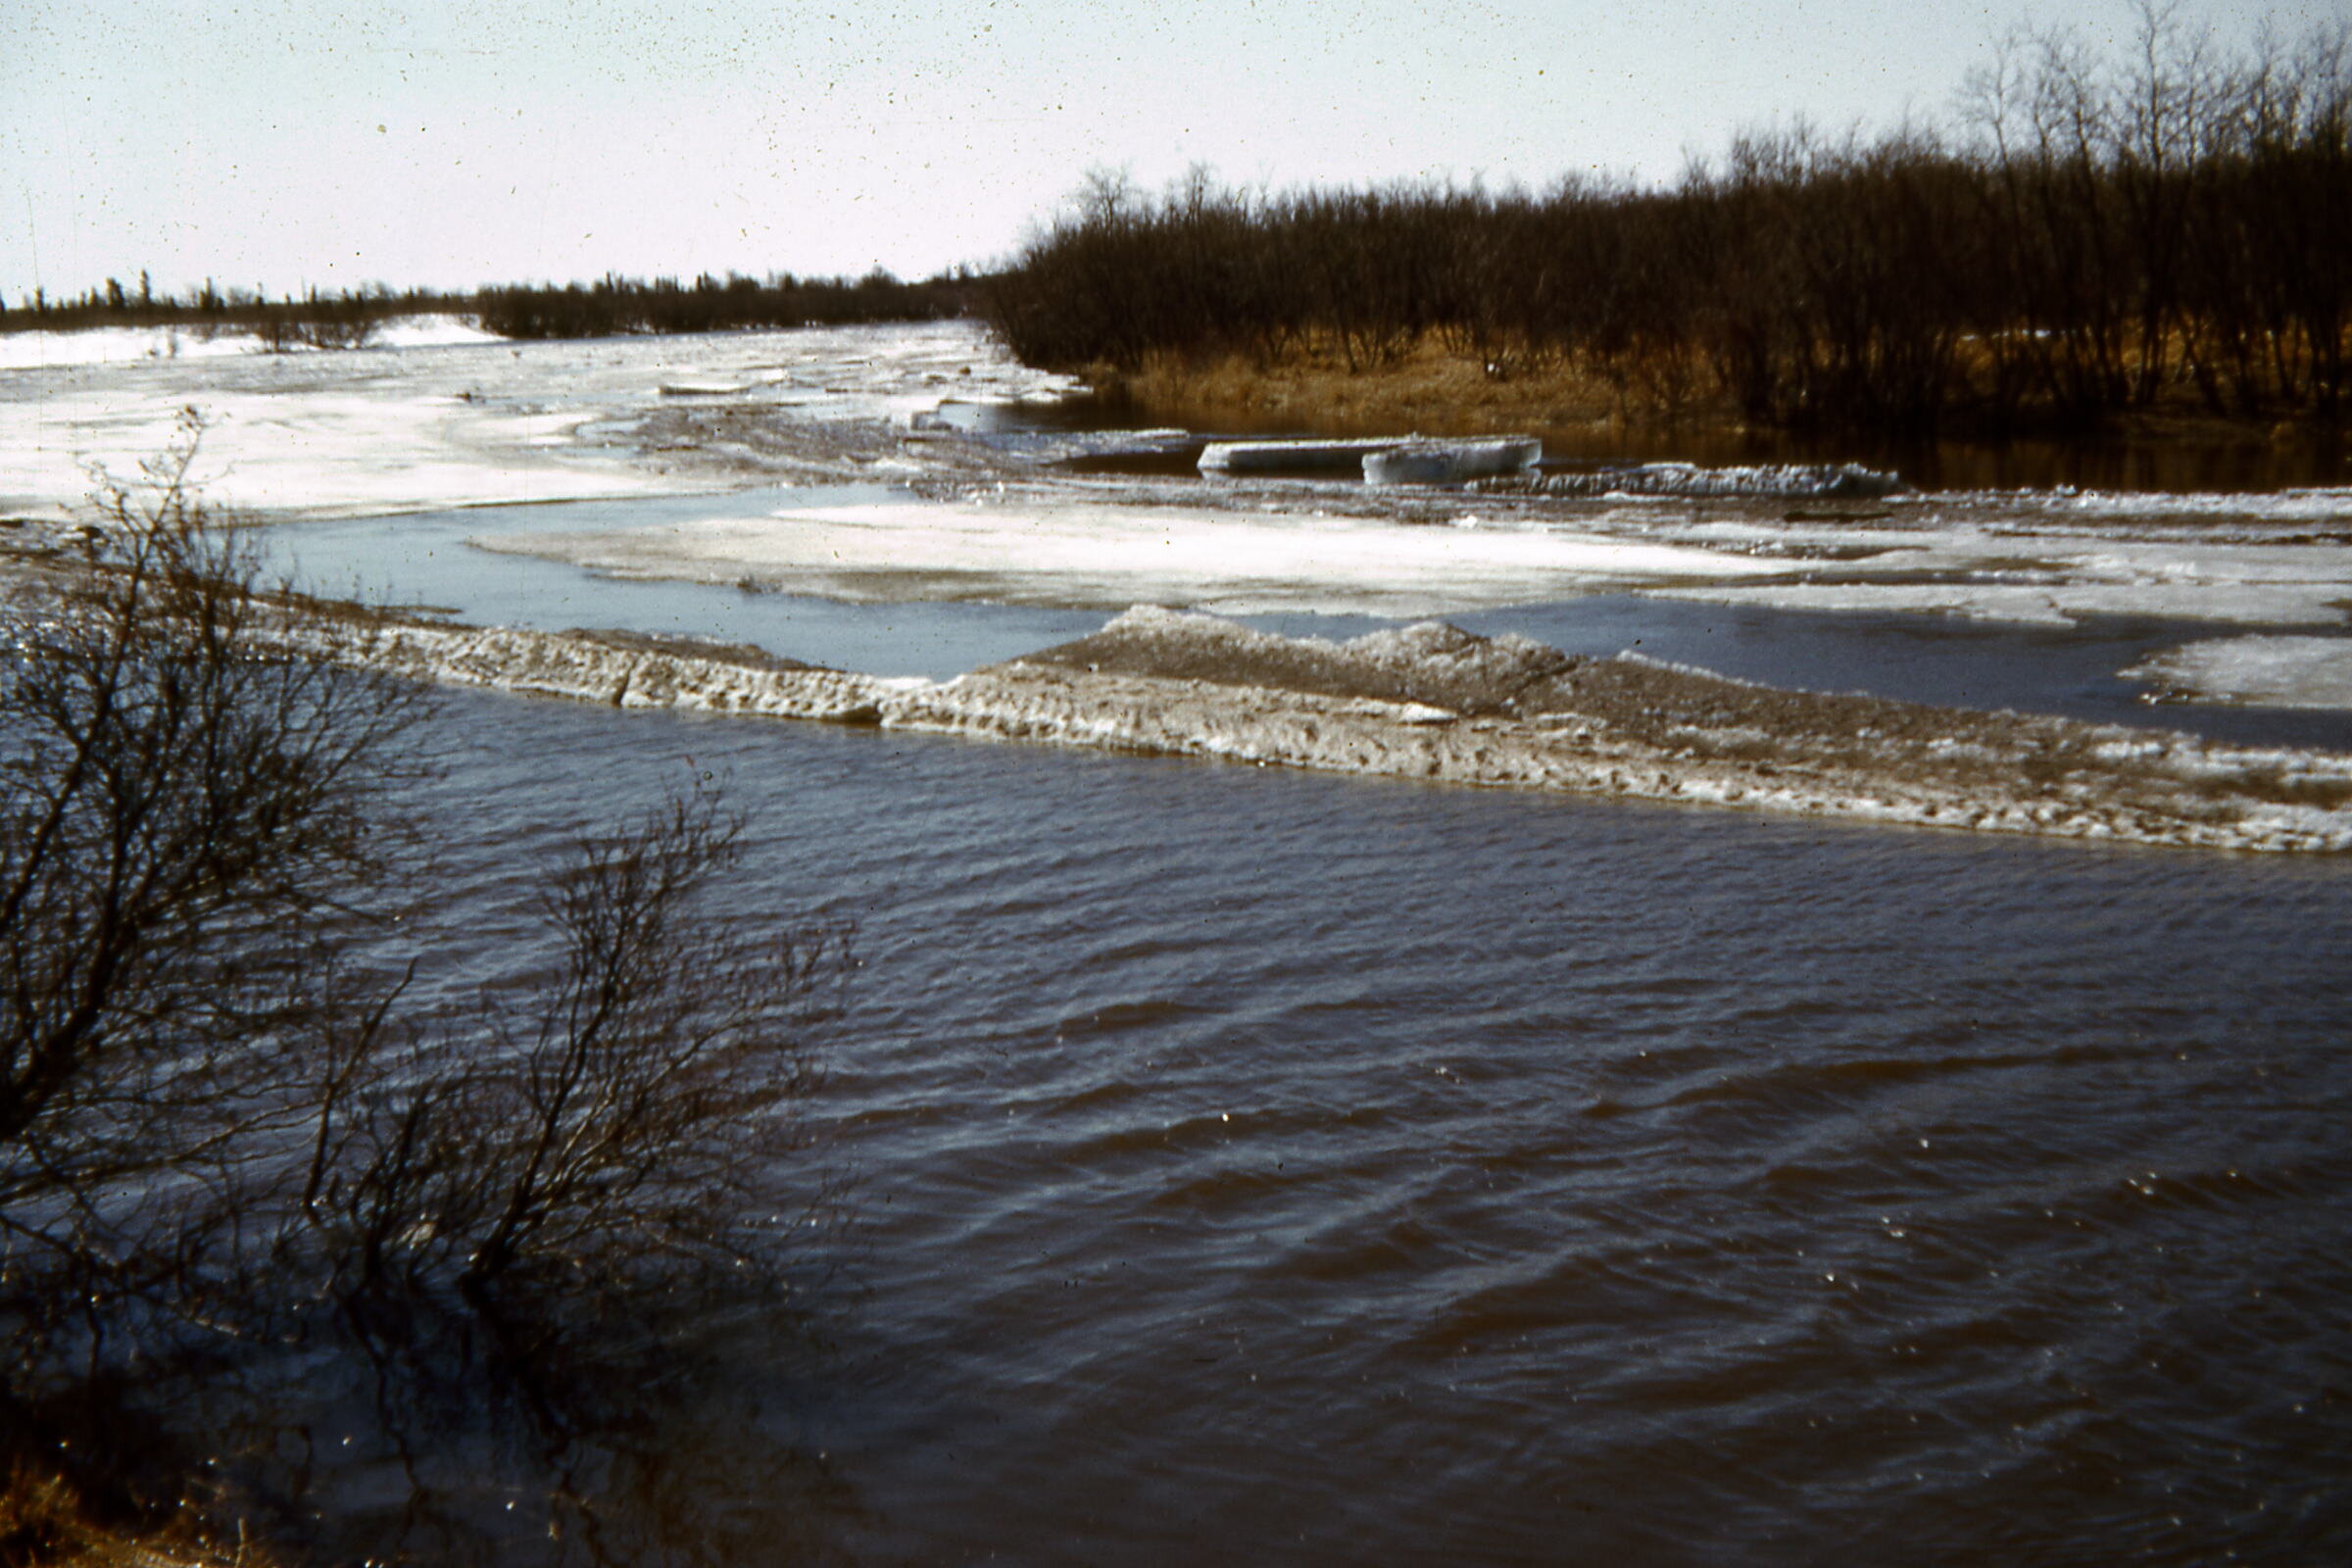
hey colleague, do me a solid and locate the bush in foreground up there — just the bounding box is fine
[0,417,846,1563]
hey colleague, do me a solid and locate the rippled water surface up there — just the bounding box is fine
[406,687,2352,1564]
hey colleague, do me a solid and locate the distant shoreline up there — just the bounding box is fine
[0,270,980,343]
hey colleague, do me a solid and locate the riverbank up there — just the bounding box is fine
[13,316,2352,751]
[10,318,2351,1564]
[1079,336,2350,462]
[0,1459,260,1568]
[1084,338,1634,439]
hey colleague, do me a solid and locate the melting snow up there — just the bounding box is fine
[0,318,1077,521]
[2126,636,2352,710]
[472,498,1793,616]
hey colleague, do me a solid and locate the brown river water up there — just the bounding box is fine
[318,680,2352,1566]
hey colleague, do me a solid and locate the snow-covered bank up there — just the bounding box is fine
[0,325,258,369]
[334,605,2352,854]
[0,319,1075,522]
[0,316,504,371]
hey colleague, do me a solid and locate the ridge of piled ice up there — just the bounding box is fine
[1017,606,1575,714]
[2032,487,2352,522]
[1478,463,1907,500]
[335,618,908,721]
[312,602,2352,854]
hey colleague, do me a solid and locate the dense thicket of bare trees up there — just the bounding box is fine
[0,420,843,1561]
[990,13,2351,433]
[473,269,979,337]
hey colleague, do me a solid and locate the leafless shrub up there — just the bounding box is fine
[279,788,841,1340]
[0,417,847,1560]
[0,416,428,1304]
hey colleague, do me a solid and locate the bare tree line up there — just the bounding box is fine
[0,270,981,345]
[1,281,458,347]
[988,11,2351,434]
[473,269,980,338]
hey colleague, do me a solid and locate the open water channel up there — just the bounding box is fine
[279,478,2351,1564]
[388,681,2352,1565]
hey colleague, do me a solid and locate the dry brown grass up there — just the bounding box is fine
[1087,333,1732,438]
[0,1462,270,1568]
[1085,327,2340,446]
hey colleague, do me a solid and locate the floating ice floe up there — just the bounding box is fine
[1198,437,1403,475]
[659,380,757,397]
[471,495,1795,616]
[1196,434,1541,483]
[1652,536,2352,627]
[2125,636,2352,710]
[1362,438,1542,485]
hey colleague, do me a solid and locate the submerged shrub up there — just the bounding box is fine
[0,419,847,1562]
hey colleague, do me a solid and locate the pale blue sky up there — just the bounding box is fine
[2,0,2339,300]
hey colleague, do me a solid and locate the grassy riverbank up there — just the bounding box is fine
[0,1458,263,1568]
[1082,334,1631,437]
[1078,333,2350,454]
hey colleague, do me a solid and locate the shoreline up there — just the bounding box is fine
[1076,340,2349,477]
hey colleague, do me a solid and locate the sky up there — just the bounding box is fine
[2,0,2341,302]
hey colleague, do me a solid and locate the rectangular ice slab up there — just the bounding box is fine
[1362,438,1542,485]
[1197,437,1414,474]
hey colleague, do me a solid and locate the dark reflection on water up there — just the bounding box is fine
[389,689,2352,1565]
[1040,392,2349,493]
[176,1300,861,1568]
